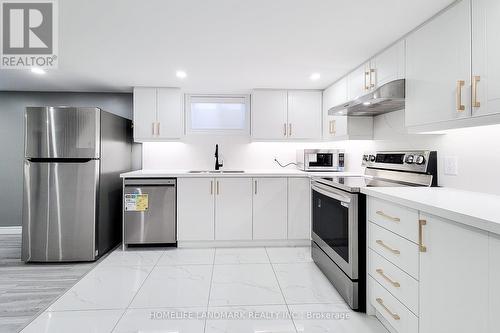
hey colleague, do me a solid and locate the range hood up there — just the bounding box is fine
[328,79,405,117]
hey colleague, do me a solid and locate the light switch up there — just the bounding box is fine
[444,156,458,175]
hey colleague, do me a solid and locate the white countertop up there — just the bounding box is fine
[361,187,500,236]
[120,169,360,178]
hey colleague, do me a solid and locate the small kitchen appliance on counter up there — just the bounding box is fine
[311,150,437,311]
[296,149,345,171]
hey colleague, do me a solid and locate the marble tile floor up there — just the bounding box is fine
[19,245,388,333]
[0,234,98,333]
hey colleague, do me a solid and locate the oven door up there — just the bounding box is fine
[311,181,358,279]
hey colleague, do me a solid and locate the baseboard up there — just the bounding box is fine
[178,239,311,248]
[0,226,22,235]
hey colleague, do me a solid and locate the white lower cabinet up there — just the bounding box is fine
[419,213,489,333]
[489,233,500,332]
[252,178,287,240]
[367,197,493,333]
[177,178,215,241]
[214,178,253,240]
[287,178,311,239]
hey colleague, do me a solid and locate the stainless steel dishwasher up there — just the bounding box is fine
[123,178,176,248]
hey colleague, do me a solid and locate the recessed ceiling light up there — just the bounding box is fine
[176,70,187,79]
[310,73,321,81]
[31,67,46,75]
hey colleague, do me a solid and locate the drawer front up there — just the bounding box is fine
[369,277,418,333]
[368,197,419,243]
[368,249,419,315]
[369,222,419,279]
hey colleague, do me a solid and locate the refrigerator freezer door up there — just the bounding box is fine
[124,184,176,244]
[22,160,99,262]
[25,107,100,159]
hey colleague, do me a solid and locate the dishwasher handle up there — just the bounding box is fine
[124,178,176,186]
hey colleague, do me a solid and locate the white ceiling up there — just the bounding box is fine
[0,0,455,93]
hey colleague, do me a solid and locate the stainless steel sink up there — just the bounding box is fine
[187,170,245,174]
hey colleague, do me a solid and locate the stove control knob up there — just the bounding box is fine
[405,155,415,164]
[369,155,376,162]
[415,155,426,165]
[363,155,369,162]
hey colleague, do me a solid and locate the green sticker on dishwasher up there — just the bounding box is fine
[125,194,148,211]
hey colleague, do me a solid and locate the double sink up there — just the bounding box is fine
[187,170,245,174]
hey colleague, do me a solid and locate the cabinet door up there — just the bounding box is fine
[133,87,157,141]
[406,0,471,127]
[251,90,287,139]
[372,40,405,87]
[489,233,500,332]
[472,0,500,117]
[287,178,311,239]
[215,178,253,240]
[323,78,348,139]
[177,178,215,241]
[287,90,322,139]
[348,63,370,99]
[419,213,488,333]
[252,178,287,240]
[157,88,183,139]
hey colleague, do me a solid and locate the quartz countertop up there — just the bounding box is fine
[361,187,500,236]
[120,169,360,178]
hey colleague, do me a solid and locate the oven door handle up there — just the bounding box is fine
[312,184,351,206]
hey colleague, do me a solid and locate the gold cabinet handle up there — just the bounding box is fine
[329,120,333,134]
[376,211,400,222]
[376,269,401,288]
[376,298,401,321]
[254,180,257,195]
[216,181,219,195]
[283,123,287,137]
[332,119,336,135]
[370,68,376,88]
[472,76,481,108]
[289,123,292,136]
[210,180,213,195]
[376,240,400,255]
[419,219,427,252]
[364,71,370,90]
[152,122,156,135]
[456,80,465,112]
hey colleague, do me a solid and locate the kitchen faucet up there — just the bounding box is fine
[214,144,223,170]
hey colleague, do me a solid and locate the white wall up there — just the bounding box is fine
[143,109,500,196]
[143,136,373,172]
[372,110,500,195]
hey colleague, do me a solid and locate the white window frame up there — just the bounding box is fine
[185,94,250,136]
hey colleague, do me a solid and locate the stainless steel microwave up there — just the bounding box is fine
[296,149,345,171]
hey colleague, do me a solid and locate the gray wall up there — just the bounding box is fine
[0,91,136,227]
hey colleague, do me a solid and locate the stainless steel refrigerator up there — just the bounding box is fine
[22,107,132,262]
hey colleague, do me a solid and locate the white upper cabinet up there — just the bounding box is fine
[157,88,183,139]
[133,87,183,141]
[405,0,472,127]
[371,40,405,88]
[472,0,500,117]
[251,90,288,140]
[348,63,371,99]
[252,178,287,240]
[419,213,489,333]
[214,178,253,240]
[251,90,321,140]
[287,91,322,139]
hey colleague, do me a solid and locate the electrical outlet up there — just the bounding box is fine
[444,156,458,175]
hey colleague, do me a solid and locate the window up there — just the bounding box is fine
[186,95,250,135]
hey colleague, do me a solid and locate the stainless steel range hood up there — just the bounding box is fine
[328,79,405,117]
